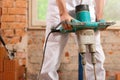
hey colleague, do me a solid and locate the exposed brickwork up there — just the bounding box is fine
[1,15,16,22]
[28,29,120,80]
[15,1,27,8]
[1,0,120,80]
[2,0,14,8]
[0,0,27,79]
[1,0,27,44]
[0,46,26,80]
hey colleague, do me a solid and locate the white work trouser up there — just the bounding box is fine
[41,5,105,79]
[41,25,105,80]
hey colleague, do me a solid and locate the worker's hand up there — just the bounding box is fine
[60,13,74,30]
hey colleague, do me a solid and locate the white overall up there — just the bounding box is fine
[41,0,105,80]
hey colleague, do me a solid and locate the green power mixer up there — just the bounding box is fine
[42,4,115,80]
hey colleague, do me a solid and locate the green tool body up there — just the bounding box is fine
[57,5,115,33]
[50,4,115,80]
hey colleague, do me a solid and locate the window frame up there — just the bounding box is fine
[28,0,120,29]
[29,0,46,29]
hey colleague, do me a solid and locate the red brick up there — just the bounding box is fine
[0,53,4,72]
[0,47,8,58]
[2,38,10,44]
[15,1,27,8]
[3,72,17,80]
[28,39,32,45]
[9,36,21,44]
[0,58,3,72]
[116,73,120,80]
[17,66,25,79]
[3,36,19,44]
[4,59,19,72]
[2,8,8,14]
[1,15,16,22]
[16,15,27,22]
[1,22,12,29]
[0,8,2,15]
[15,29,25,36]
[8,8,27,15]
[1,22,26,29]
[3,29,14,37]
[0,37,9,44]
[0,47,8,72]
[0,72,3,80]
[16,0,26,1]
[2,0,14,8]
[0,1,2,8]
[65,52,70,57]
[13,23,27,28]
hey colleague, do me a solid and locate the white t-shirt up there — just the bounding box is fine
[46,0,95,27]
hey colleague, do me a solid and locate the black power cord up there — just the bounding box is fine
[0,35,6,46]
[0,35,16,59]
[37,21,65,80]
[37,31,53,80]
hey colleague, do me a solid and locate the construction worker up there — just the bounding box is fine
[41,0,106,80]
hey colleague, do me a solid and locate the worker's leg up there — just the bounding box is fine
[41,26,69,80]
[86,31,105,80]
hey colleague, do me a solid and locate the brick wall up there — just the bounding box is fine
[27,29,120,80]
[27,30,45,80]
[101,30,120,80]
[1,0,120,80]
[0,0,27,80]
[0,0,27,65]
